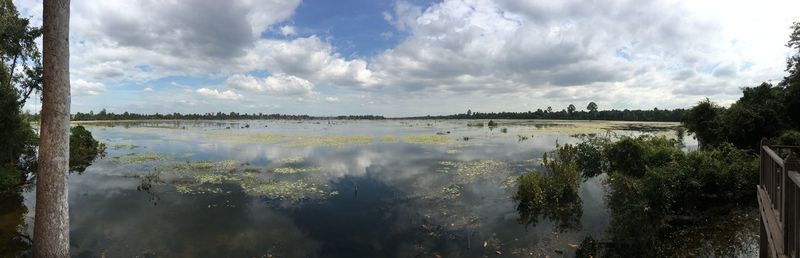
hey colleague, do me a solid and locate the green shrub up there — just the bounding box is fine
[69,125,106,173]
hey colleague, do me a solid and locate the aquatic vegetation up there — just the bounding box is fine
[175,153,194,158]
[110,144,139,150]
[403,135,457,145]
[277,156,305,164]
[240,178,331,200]
[272,166,324,174]
[513,144,583,231]
[440,184,462,200]
[380,135,399,143]
[137,170,163,192]
[203,131,294,144]
[446,149,462,154]
[439,159,511,184]
[284,135,374,148]
[196,173,237,184]
[500,128,508,133]
[170,160,239,172]
[114,152,166,164]
[466,121,484,127]
[150,158,334,201]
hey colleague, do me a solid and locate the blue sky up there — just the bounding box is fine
[13,0,800,116]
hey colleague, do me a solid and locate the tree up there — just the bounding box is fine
[467,109,472,116]
[34,0,71,256]
[587,102,598,113]
[546,106,553,113]
[567,104,576,117]
[682,99,724,149]
[0,0,43,105]
[782,22,800,128]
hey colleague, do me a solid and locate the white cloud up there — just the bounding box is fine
[226,73,316,96]
[196,88,243,100]
[280,25,296,36]
[143,87,154,92]
[12,0,800,115]
[325,97,340,103]
[240,36,378,88]
[72,79,106,96]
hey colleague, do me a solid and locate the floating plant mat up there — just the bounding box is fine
[109,143,140,150]
[385,159,523,238]
[380,135,400,143]
[114,152,167,164]
[135,159,338,202]
[402,135,459,145]
[508,120,683,136]
[201,132,374,148]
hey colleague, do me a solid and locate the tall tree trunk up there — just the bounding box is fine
[34,0,70,257]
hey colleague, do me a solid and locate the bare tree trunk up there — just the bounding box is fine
[34,0,70,257]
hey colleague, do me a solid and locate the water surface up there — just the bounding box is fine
[2,119,757,257]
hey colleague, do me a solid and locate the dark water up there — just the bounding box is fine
[1,120,756,257]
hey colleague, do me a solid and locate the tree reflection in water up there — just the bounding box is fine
[0,192,31,257]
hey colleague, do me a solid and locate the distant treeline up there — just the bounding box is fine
[412,108,685,122]
[41,106,686,122]
[56,110,387,121]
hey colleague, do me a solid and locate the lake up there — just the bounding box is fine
[1,119,758,257]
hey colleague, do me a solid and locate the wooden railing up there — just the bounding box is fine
[759,142,800,258]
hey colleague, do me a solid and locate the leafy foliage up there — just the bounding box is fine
[513,143,582,232]
[69,126,106,173]
[564,135,758,256]
[0,0,43,105]
[684,22,800,150]
[0,77,36,189]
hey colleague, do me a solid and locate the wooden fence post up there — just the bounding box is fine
[784,154,799,257]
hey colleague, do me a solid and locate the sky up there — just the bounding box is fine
[12,0,800,117]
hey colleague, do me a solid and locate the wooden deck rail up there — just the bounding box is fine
[759,141,800,258]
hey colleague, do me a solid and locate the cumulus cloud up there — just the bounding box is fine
[12,0,800,115]
[239,36,378,88]
[196,88,243,100]
[325,97,340,103]
[64,0,301,83]
[72,79,106,96]
[226,73,316,96]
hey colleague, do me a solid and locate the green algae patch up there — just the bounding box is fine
[403,135,457,145]
[114,152,166,164]
[272,166,324,174]
[284,135,374,148]
[380,135,400,144]
[446,149,463,154]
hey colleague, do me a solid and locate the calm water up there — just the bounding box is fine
[2,120,758,257]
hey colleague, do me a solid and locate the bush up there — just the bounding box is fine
[514,143,583,231]
[69,125,106,173]
[604,136,683,177]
